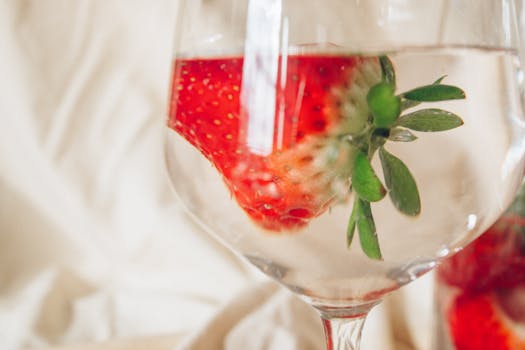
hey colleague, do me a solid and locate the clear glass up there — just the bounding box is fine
[165,0,525,348]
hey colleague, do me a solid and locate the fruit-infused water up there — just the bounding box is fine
[166,46,525,305]
[435,184,525,350]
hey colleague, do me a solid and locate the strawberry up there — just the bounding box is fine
[437,215,525,292]
[447,292,525,350]
[169,55,381,231]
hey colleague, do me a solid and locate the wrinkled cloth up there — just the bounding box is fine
[176,281,402,350]
[0,1,433,349]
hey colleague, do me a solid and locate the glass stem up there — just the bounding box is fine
[322,315,367,350]
[318,302,377,350]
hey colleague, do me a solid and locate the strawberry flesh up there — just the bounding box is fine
[169,55,381,231]
[448,292,525,350]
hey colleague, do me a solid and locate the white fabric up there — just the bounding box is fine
[0,1,433,349]
[176,281,403,350]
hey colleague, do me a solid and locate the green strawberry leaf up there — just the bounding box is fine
[433,75,447,84]
[389,128,418,142]
[397,109,464,132]
[379,56,396,88]
[379,147,421,216]
[347,198,359,247]
[403,84,465,102]
[400,76,449,111]
[352,151,386,202]
[357,199,382,260]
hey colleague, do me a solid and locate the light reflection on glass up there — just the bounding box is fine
[242,0,282,156]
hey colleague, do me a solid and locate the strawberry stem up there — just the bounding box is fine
[346,55,466,260]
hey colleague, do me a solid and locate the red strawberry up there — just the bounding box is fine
[438,215,525,292]
[169,55,381,231]
[448,292,525,350]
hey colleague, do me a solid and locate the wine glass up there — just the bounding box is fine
[165,0,525,348]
